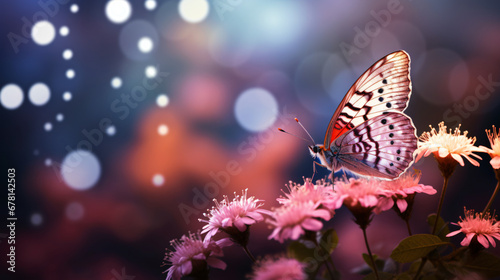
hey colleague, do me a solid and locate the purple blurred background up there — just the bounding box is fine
[1,0,500,279]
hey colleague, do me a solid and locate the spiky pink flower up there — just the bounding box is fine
[415,122,484,167]
[378,170,437,213]
[277,178,335,211]
[200,189,272,243]
[446,209,500,248]
[163,232,231,280]
[331,177,389,210]
[480,125,500,169]
[267,201,331,243]
[249,256,307,280]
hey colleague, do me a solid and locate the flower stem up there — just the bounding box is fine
[432,175,450,235]
[362,227,379,280]
[405,219,413,236]
[482,176,500,216]
[311,235,337,279]
[242,245,256,262]
[413,258,426,280]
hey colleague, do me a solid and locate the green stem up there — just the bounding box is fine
[242,244,256,262]
[362,227,379,280]
[432,175,450,235]
[482,180,500,217]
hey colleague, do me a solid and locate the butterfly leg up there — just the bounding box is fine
[312,161,329,181]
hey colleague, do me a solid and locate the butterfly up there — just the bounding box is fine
[308,50,417,179]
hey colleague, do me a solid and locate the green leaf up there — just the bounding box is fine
[362,253,384,271]
[427,214,450,241]
[319,229,338,254]
[287,241,315,262]
[462,251,500,278]
[390,234,448,263]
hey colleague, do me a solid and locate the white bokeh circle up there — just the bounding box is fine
[105,0,132,24]
[0,84,24,110]
[32,20,56,46]
[234,88,278,132]
[61,150,101,190]
[28,82,51,106]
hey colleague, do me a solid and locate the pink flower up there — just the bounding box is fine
[200,189,272,243]
[379,170,437,213]
[446,209,500,248]
[249,256,307,280]
[331,177,388,211]
[277,178,335,211]
[479,125,500,169]
[267,201,331,243]
[415,122,484,167]
[163,232,231,280]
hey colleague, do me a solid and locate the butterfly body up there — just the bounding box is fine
[310,50,417,180]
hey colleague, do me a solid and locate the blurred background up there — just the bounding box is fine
[1,0,500,279]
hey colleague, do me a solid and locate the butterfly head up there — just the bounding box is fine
[308,145,323,159]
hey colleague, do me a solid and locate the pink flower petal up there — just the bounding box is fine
[397,199,408,212]
[438,147,450,158]
[291,225,304,240]
[301,218,323,231]
[233,218,248,232]
[221,217,232,228]
[312,209,331,220]
[463,154,480,166]
[240,216,256,225]
[180,260,193,275]
[446,229,462,237]
[207,257,227,270]
[216,237,234,248]
[491,156,500,169]
[477,234,490,248]
[246,211,264,221]
[451,153,464,166]
[485,234,496,248]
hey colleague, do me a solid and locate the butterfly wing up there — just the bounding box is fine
[324,50,411,148]
[333,112,417,179]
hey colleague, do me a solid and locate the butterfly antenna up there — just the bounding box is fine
[294,118,316,145]
[278,128,313,144]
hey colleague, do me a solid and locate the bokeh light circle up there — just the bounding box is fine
[178,0,209,23]
[61,150,101,191]
[152,174,164,187]
[66,69,75,79]
[0,84,24,110]
[70,4,79,13]
[158,124,169,135]
[111,77,122,88]
[28,82,51,106]
[32,20,56,46]
[44,158,52,166]
[234,88,279,132]
[56,113,64,122]
[145,65,157,78]
[138,36,153,53]
[62,49,73,60]
[59,26,69,36]
[145,0,157,10]
[106,125,116,136]
[156,94,169,107]
[105,0,132,24]
[44,122,52,131]
[63,91,72,101]
[31,213,43,226]
[66,202,85,221]
[119,20,159,61]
